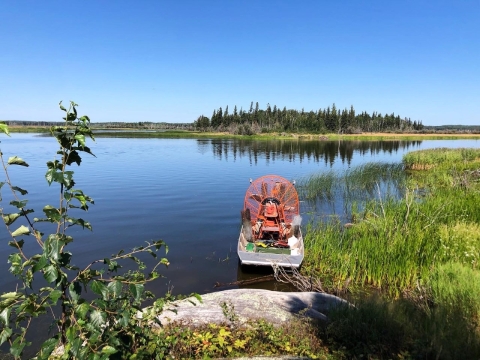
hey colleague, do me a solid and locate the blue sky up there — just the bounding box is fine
[1,1,479,125]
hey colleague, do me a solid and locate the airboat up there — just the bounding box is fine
[238,175,304,268]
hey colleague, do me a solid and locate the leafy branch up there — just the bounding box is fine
[0,102,173,359]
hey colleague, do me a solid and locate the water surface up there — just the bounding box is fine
[0,135,478,297]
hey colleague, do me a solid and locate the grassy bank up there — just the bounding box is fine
[298,148,480,358]
[7,126,480,140]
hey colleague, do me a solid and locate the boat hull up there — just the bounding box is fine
[237,226,304,268]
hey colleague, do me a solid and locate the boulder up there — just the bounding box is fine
[156,289,350,327]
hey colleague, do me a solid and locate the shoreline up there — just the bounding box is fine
[7,127,480,141]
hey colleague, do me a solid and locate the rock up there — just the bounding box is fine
[155,289,350,327]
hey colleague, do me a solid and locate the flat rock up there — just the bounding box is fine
[156,289,350,327]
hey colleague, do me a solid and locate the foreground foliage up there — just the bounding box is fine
[0,102,173,358]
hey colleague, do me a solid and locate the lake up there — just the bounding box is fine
[0,135,479,299]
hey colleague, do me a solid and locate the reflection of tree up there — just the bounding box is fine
[205,139,422,166]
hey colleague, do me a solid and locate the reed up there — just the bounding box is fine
[303,193,438,295]
[301,150,480,296]
[298,162,407,236]
[300,152,480,357]
[403,147,480,170]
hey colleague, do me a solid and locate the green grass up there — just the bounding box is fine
[403,147,480,170]
[301,149,480,294]
[8,126,480,140]
[297,148,480,358]
[8,126,50,133]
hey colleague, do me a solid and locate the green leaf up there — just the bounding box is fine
[147,271,160,281]
[91,280,108,299]
[10,336,27,357]
[0,292,21,299]
[8,239,24,249]
[129,284,144,302]
[45,169,63,186]
[75,134,86,147]
[69,282,82,302]
[3,213,21,225]
[42,205,61,222]
[8,253,22,275]
[69,337,82,358]
[49,289,62,303]
[59,251,72,267]
[11,225,30,237]
[0,327,12,345]
[66,112,76,121]
[46,159,61,169]
[76,302,90,319]
[32,255,48,273]
[106,259,119,272]
[65,150,82,166]
[12,186,28,195]
[10,199,28,209]
[59,101,67,112]
[90,309,106,329]
[7,156,29,167]
[0,307,11,325]
[44,234,66,261]
[77,145,95,156]
[0,123,10,136]
[66,326,76,343]
[25,268,34,288]
[101,345,117,355]
[67,217,92,230]
[107,280,122,298]
[38,337,58,359]
[43,265,59,283]
[44,169,75,188]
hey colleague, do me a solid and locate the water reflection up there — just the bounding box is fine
[200,139,423,166]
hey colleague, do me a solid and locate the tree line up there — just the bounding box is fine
[5,120,192,130]
[194,102,424,134]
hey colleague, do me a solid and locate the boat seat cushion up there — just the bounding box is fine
[262,226,280,232]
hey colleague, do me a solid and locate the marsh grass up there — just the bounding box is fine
[438,222,480,267]
[302,149,480,294]
[303,192,441,295]
[299,148,480,358]
[298,162,406,223]
[300,163,405,202]
[403,147,480,170]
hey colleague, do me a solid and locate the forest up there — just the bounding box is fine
[7,103,457,135]
[194,102,424,134]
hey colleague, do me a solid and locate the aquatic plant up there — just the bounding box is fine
[403,147,480,170]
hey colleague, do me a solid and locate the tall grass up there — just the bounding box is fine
[301,149,480,294]
[298,148,480,358]
[403,147,480,170]
[300,162,405,202]
[303,191,443,295]
[298,162,406,222]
